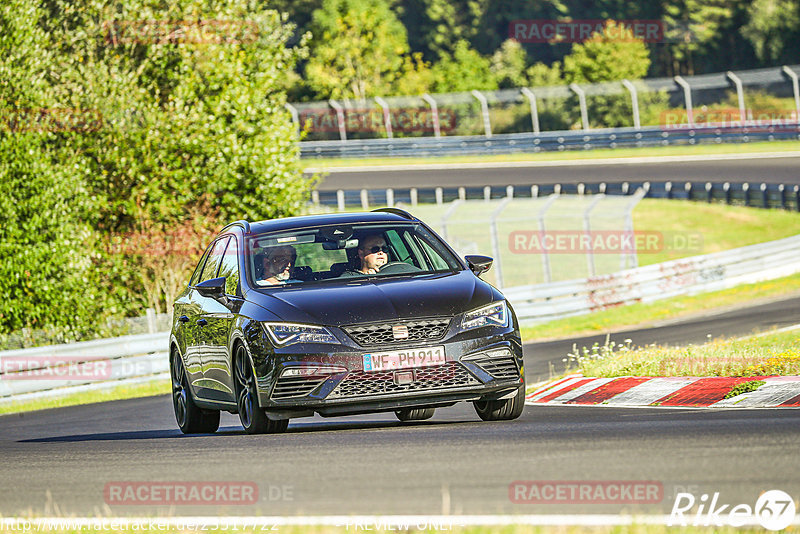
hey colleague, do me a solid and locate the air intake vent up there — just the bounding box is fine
[271,376,328,400]
[327,362,479,399]
[472,354,519,381]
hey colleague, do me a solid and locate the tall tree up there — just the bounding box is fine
[741,0,800,63]
[662,0,739,75]
[306,0,410,100]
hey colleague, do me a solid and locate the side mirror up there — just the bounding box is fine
[196,277,226,299]
[465,255,493,276]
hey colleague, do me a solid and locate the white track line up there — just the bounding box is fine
[305,151,800,174]
[602,377,701,406]
[549,377,617,403]
[527,376,587,402]
[2,515,794,528]
[711,377,800,408]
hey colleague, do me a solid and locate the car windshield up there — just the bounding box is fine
[245,222,462,287]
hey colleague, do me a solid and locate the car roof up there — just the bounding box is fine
[230,210,420,236]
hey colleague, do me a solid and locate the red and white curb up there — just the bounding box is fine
[526,374,800,408]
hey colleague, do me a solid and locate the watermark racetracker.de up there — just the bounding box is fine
[509,480,663,504]
[508,230,703,255]
[509,19,665,43]
[103,481,293,506]
[103,19,259,45]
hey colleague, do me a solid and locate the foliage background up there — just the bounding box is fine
[0,0,313,341]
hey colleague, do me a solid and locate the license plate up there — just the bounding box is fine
[362,346,445,372]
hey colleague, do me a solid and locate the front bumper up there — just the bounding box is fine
[252,325,524,418]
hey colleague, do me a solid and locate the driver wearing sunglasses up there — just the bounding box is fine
[355,234,390,274]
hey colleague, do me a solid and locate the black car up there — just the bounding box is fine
[170,208,525,434]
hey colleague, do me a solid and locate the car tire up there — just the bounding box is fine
[171,348,220,434]
[473,384,526,421]
[395,407,435,421]
[234,344,289,435]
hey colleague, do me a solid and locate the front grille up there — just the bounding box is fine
[271,376,328,400]
[344,317,452,347]
[327,362,480,399]
[472,354,520,380]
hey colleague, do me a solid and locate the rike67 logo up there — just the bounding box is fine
[669,489,797,530]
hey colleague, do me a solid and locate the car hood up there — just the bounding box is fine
[247,271,496,326]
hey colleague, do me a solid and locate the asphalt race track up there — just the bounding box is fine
[314,154,800,191]
[2,296,799,518]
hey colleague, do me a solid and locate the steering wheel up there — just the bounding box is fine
[377,261,421,274]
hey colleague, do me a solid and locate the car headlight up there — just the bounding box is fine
[461,301,509,330]
[262,323,339,347]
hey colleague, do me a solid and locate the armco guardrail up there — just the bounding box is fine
[300,123,800,159]
[2,234,799,403]
[504,234,800,323]
[0,332,169,403]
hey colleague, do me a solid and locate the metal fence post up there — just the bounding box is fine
[761,183,768,208]
[583,195,604,277]
[674,76,694,127]
[329,99,347,141]
[489,197,512,288]
[374,96,393,139]
[439,199,463,241]
[622,188,646,269]
[795,185,800,212]
[569,83,589,131]
[537,194,560,283]
[483,186,491,201]
[621,79,641,129]
[520,88,540,134]
[360,189,369,209]
[779,184,786,209]
[146,308,157,334]
[386,188,394,207]
[285,103,300,134]
[726,71,746,123]
[743,182,750,207]
[410,188,418,207]
[705,182,713,203]
[435,187,443,205]
[782,66,800,121]
[337,190,345,211]
[723,182,731,205]
[471,90,492,137]
[422,93,441,138]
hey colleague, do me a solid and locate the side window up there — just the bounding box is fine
[385,230,412,264]
[417,237,451,270]
[200,237,229,283]
[218,238,241,296]
[189,245,213,286]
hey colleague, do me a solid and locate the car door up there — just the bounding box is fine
[174,244,212,392]
[192,236,230,401]
[199,236,242,403]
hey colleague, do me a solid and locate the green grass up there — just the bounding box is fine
[0,379,170,416]
[521,272,800,342]
[724,380,766,399]
[302,139,800,169]
[634,199,800,266]
[568,328,800,378]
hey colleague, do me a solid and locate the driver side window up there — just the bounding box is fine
[200,237,230,283]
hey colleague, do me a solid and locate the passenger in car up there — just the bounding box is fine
[256,245,299,285]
